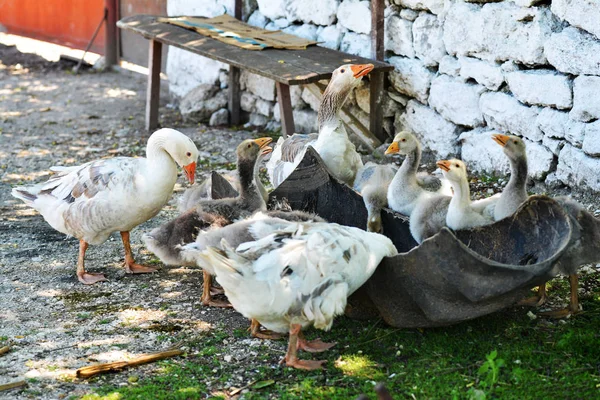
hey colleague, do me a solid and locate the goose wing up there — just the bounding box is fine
[266,133,317,187]
[199,221,397,331]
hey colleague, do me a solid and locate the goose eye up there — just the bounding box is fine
[340,68,345,73]
[513,140,518,144]
[248,144,252,148]
[186,151,191,157]
[401,138,406,142]
[455,164,460,168]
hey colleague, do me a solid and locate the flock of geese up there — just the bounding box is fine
[11,63,582,370]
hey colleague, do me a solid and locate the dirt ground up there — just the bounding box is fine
[1,34,599,400]
[0,37,276,399]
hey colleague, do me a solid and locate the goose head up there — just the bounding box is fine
[152,128,199,184]
[237,137,273,165]
[436,159,467,184]
[385,131,419,156]
[319,63,374,128]
[492,133,526,162]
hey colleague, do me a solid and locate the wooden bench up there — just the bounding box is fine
[117,14,394,146]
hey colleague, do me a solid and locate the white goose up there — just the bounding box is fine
[353,162,398,232]
[266,64,373,188]
[438,159,494,230]
[11,128,198,284]
[385,131,450,217]
[183,217,397,370]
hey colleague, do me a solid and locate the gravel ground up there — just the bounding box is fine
[1,35,599,400]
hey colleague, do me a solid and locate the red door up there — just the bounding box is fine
[0,0,106,54]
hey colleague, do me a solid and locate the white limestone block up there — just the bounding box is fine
[582,121,600,157]
[556,144,600,191]
[240,70,276,101]
[542,135,563,156]
[505,70,573,110]
[570,75,600,122]
[429,75,486,128]
[395,100,461,158]
[209,108,229,126]
[412,13,445,67]
[525,139,555,180]
[317,25,343,50]
[458,57,504,91]
[387,56,435,104]
[240,92,257,113]
[168,0,234,17]
[479,92,543,142]
[552,0,600,40]
[166,50,224,98]
[247,10,268,28]
[385,15,414,58]
[460,128,510,175]
[340,32,372,58]
[394,0,444,15]
[283,24,318,41]
[536,107,585,147]
[256,0,286,20]
[545,27,600,76]
[444,2,559,66]
[180,85,227,121]
[285,0,339,26]
[255,98,273,117]
[400,8,419,21]
[337,0,371,34]
[438,56,461,77]
[301,87,320,111]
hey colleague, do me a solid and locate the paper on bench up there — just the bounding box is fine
[158,14,317,51]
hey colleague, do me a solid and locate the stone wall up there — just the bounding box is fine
[166,0,600,193]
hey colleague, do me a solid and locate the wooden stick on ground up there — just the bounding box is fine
[0,381,26,392]
[0,346,10,356]
[76,349,184,379]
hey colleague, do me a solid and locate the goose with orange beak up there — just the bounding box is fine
[267,63,374,188]
[438,159,494,231]
[144,137,272,308]
[11,128,199,284]
[385,131,450,217]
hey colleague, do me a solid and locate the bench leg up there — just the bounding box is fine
[276,82,294,138]
[369,71,387,142]
[228,66,241,126]
[146,40,162,131]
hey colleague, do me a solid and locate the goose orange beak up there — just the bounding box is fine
[350,63,374,78]
[183,162,196,184]
[385,142,399,155]
[253,137,273,148]
[436,160,451,172]
[492,133,509,147]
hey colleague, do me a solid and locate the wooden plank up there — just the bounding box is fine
[234,0,242,19]
[369,71,387,142]
[228,66,241,126]
[370,0,387,142]
[276,82,295,138]
[306,83,380,151]
[371,0,384,62]
[145,39,162,131]
[117,15,394,85]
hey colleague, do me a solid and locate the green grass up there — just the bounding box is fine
[78,275,600,399]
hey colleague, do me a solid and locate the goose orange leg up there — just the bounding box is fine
[249,319,284,340]
[201,271,232,308]
[76,240,107,285]
[539,274,580,318]
[120,231,157,274]
[297,331,336,353]
[518,284,548,307]
[281,324,327,371]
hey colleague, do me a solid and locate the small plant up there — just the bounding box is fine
[468,350,505,400]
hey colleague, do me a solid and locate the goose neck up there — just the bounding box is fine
[318,84,351,131]
[449,177,471,211]
[506,154,528,192]
[237,158,259,200]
